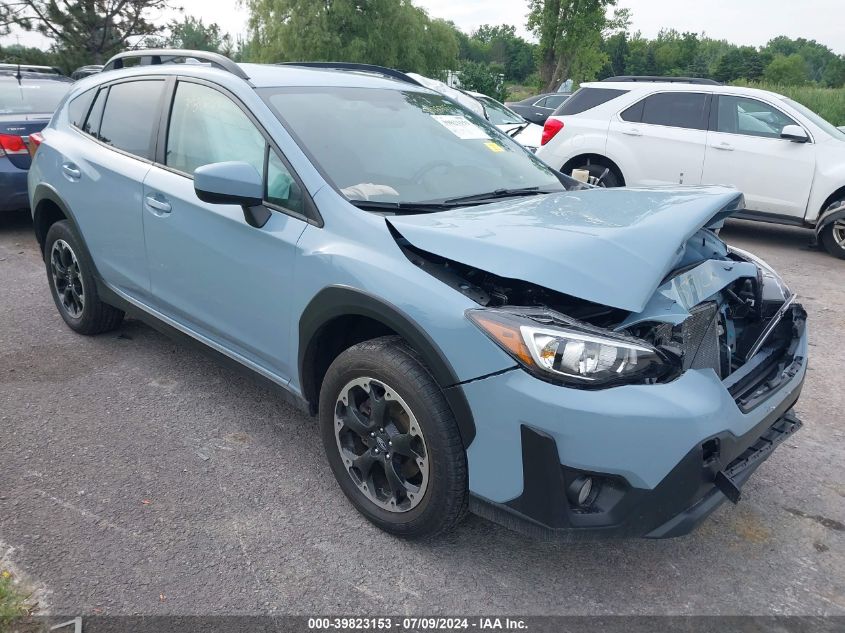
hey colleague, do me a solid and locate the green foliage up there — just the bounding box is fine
[0,570,35,629]
[468,24,535,83]
[764,53,811,86]
[458,60,507,102]
[245,0,458,76]
[527,0,629,92]
[0,43,61,69]
[0,0,173,65]
[159,16,232,54]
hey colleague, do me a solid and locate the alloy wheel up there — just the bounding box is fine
[50,239,85,318]
[334,377,429,512]
[833,220,845,248]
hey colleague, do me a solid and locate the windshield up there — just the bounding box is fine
[260,87,563,205]
[476,96,524,125]
[0,79,71,115]
[784,97,845,141]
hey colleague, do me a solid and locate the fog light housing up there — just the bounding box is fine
[567,475,594,507]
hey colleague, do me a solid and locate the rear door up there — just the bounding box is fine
[57,78,166,296]
[607,91,710,186]
[701,94,815,218]
[141,79,309,380]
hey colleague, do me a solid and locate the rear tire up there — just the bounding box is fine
[319,336,467,538]
[571,162,621,188]
[44,220,124,334]
[820,218,845,260]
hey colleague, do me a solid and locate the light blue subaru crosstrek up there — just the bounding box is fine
[28,50,808,539]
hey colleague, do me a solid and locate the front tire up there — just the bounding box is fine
[44,220,124,334]
[820,218,845,259]
[319,336,467,538]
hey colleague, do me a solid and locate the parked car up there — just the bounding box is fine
[0,67,72,212]
[71,65,104,81]
[466,91,543,152]
[29,50,807,540]
[536,76,845,258]
[506,92,570,125]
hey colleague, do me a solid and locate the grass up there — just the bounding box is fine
[0,570,36,632]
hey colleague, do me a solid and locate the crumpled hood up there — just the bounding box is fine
[388,185,744,313]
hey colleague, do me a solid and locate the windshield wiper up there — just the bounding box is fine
[348,199,455,214]
[443,187,550,205]
[506,122,530,137]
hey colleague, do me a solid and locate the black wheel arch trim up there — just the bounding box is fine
[299,285,476,448]
[815,204,845,237]
[31,183,89,254]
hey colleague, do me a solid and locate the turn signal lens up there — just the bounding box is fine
[466,311,534,366]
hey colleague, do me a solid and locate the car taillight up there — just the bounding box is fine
[28,131,44,155]
[541,118,564,146]
[0,133,28,157]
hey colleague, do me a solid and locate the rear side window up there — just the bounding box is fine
[97,80,165,159]
[555,88,627,116]
[68,88,95,128]
[639,92,708,130]
[544,94,568,109]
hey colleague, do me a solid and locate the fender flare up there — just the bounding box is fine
[815,200,845,237]
[298,286,476,447]
[31,183,84,251]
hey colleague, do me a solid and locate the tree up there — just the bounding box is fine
[457,60,507,102]
[161,16,231,53]
[246,0,458,76]
[527,0,629,92]
[0,0,175,65]
[466,24,536,82]
[822,55,845,88]
[763,53,810,85]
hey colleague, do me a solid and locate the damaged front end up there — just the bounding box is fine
[394,224,805,403]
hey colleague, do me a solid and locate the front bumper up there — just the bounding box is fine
[459,305,808,539]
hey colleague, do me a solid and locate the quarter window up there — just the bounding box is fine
[68,88,95,128]
[557,88,626,116]
[638,92,708,130]
[97,80,165,159]
[266,149,304,214]
[83,87,107,137]
[715,95,798,138]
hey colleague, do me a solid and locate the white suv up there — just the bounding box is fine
[536,77,845,258]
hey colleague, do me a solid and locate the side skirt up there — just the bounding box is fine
[96,279,311,415]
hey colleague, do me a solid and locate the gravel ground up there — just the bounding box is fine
[0,209,843,616]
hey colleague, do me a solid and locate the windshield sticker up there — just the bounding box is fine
[432,115,490,140]
[484,141,504,153]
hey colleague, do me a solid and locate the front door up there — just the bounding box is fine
[702,94,816,218]
[142,80,309,381]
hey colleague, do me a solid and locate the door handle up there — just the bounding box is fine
[622,128,642,136]
[61,163,81,180]
[711,142,734,151]
[144,194,172,215]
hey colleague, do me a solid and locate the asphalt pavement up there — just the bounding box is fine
[1,209,843,616]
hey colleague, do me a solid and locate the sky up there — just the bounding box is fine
[3,0,844,55]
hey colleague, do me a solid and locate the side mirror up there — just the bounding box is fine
[780,124,809,143]
[194,161,271,228]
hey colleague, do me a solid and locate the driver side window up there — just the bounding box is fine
[716,95,798,139]
[166,81,304,215]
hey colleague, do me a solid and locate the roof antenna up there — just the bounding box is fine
[15,63,22,85]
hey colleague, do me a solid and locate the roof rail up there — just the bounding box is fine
[102,49,249,80]
[600,75,720,85]
[279,62,423,86]
[0,63,63,75]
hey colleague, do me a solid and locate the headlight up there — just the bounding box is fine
[467,308,678,388]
